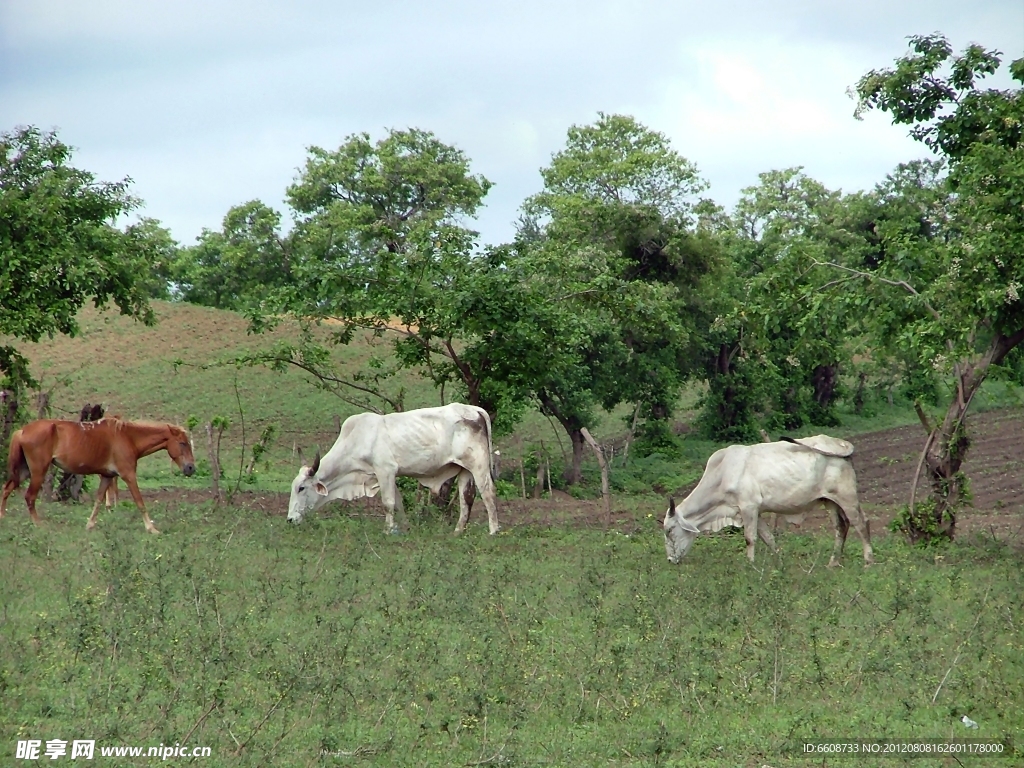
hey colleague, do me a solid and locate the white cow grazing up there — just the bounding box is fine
[288,403,500,535]
[663,435,873,566]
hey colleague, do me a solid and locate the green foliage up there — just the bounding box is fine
[174,200,292,310]
[0,126,160,388]
[699,168,856,438]
[243,128,502,417]
[847,34,1024,538]
[517,114,719,471]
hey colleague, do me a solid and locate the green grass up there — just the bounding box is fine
[1,504,1021,767]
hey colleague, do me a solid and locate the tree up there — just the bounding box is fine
[247,129,510,418]
[0,126,158,397]
[520,114,718,473]
[174,200,292,309]
[846,34,1024,541]
[698,169,867,440]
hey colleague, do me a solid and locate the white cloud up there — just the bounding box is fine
[1,0,1021,246]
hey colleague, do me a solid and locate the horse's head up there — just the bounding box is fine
[663,497,700,564]
[167,426,197,477]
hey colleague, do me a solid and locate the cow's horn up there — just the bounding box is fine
[667,497,676,517]
[309,450,321,476]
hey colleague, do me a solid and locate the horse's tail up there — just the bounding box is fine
[6,430,29,485]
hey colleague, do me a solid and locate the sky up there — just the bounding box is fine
[2,1,1022,248]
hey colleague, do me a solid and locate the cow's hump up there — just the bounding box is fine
[789,434,854,458]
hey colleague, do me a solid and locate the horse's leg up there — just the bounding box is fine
[23,458,52,525]
[105,478,118,509]
[121,471,159,534]
[0,475,19,519]
[86,476,114,531]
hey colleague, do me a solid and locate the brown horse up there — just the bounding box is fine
[0,417,196,533]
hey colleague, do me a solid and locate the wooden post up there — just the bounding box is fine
[206,422,223,504]
[581,428,611,530]
[532,447,545,499]
[622,402,641,466]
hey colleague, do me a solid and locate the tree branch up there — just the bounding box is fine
[812,261,942,322]
[252,354,399,413]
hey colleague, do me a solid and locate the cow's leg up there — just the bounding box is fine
[454,470,473,534]
[121,471,159,534]
[378,474,403,534]
[838,496,873,566]
[741,507,759,562]
[474,468,501,536]
[825,500,850,567]
[757,517,778,552]
[86,476,114,531]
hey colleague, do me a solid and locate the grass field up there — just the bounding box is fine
[1,502,1022,767]
[4,301,1024,767]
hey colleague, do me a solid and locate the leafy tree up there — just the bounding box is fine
[846,34,1024,541]
[174,200,291,309]
[520,114,718,472]
[246,129,509,418]
[698,169,861,440]
[0,126,158,396]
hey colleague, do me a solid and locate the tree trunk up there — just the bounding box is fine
[564,427,585,486]
[537,390,587,487]
[904,330,1024,542]
[811,364,838,407]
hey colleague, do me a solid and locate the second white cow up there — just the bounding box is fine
[288,403,500,534]
[663,435,873,566]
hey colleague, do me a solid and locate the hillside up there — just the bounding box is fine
[10,301,434,486]
[7,300,1024,540]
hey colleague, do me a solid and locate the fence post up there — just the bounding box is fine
[581,428,611,530]
[206,422,224,505]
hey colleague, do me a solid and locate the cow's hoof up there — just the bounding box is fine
[827,558,842,568]
[489,526,501,535]
[387,527,403,536]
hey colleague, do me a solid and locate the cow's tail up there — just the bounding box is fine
[5,430,29,485]
[482,409,496,483]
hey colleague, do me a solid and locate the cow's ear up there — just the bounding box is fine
[680,517,700,534]
[315,482,328,496]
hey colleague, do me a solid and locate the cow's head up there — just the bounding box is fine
[287,451,327,524]
[663,497,700,564]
